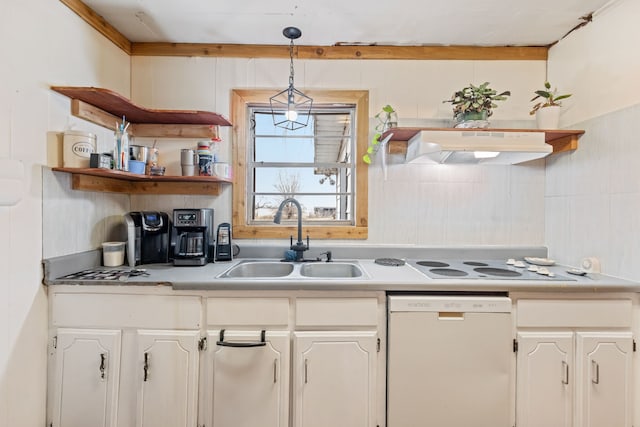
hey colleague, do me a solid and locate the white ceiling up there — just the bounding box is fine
[82,0,613,46]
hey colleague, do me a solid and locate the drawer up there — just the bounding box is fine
[52,293,201,329]
[517,299,632,328]
[295,297,379,327]
[207,297,290,327]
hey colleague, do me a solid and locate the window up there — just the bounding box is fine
[231,90,369,239]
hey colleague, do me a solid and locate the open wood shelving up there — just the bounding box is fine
[51,86,233,195]
[52,167,231,196]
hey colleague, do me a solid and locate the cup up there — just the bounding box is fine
[182,164,197,176]
[180,149,197,165]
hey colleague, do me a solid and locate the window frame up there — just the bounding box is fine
[231,89,369,239]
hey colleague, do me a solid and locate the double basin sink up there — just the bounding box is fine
[218,259,366,279]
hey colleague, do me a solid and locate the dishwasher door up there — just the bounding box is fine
[387,295,512,427]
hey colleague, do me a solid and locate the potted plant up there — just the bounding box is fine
[363,104,397,164]
[443,82,511,128]
[529,81,572,129]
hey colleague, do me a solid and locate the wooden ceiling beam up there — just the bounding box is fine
[59,0,547,61]
[59,0,132,54]
[131,43,548,61]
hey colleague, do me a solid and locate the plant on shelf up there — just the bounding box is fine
[363,104,397,164]
[529,81,572,114]
[529,81,572,129]
[443,82,511,128]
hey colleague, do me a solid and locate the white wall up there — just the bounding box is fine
[0,1,130,426]
[545,0,640,280]
[130,56,548,246]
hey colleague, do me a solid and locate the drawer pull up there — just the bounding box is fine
[216,329,267,348]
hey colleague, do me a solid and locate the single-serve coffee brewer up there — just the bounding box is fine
[124,211,171,266]
[171,208,214,266]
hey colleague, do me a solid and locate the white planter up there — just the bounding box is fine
[535,105,561,129]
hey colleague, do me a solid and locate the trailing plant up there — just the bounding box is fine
[443,82,511,119]
[363,104,397,164]
[529,81,572,115]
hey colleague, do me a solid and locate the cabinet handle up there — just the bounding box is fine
[216,329,267,348]
[561,360,569,385]
[273,359,277,384]
[304,358,309,384]
[99,353,106,380]
[143,352,150,382]
[592,360,600,384]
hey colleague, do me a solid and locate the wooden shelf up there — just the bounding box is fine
[52,167,231,196]
[384,127,585,155]
[51,86,231,138]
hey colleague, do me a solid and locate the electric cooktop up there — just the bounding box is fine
[407,260,575,281]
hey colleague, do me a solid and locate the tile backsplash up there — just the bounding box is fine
[545,103,640,281]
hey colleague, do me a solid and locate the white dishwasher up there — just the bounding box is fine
[387,295,513,427]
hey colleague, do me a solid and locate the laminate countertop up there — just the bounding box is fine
[43,245,640,293]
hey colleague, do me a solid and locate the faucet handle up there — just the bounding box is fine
[318,251,332,262]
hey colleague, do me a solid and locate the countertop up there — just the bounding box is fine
[43,245,640,293]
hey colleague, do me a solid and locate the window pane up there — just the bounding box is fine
[249,105,355,226]
[253,195,351,222]
[254,167,342,194]
[254,137,315,163]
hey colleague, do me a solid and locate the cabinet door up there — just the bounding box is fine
[575,332,633,427]
[135,330,200,427]
[203,330,290,427]
[293,331,377,427]
[50,328,121,427]
[516,332,573,427]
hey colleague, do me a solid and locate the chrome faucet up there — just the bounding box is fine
[274,197,308,261]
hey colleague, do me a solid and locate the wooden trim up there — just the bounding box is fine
[233,225,368,240]
[231,89,369,240]
[129,124,219,138]
[131,43,548,61]
[54,167,229,195]
[59,0,132,54]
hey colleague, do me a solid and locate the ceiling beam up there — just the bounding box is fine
[59,0,547,61]
[131,43,548,61]
[59,0,132,54]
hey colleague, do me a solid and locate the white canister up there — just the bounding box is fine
[63,131,97,168]
[102,241,125,267]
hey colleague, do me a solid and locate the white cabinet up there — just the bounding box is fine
[516,332,575,427]
[48,291,202,427]
[135,330,200,427]
[516,299,634,427]
[575,332,633,427]
[293,331,378,427]
[203,330,290,427]
[50,329,122,427]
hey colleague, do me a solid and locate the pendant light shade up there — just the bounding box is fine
[270,27,313,130]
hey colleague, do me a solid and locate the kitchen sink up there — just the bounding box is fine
[218,261,294,278]
[217,260,366,279]
[299,262,363,278]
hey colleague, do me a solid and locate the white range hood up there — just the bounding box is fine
[405,130,552,165]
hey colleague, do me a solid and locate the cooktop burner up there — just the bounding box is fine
[408,259,574,281]
[429,268,468,277]
[417,261,450,268]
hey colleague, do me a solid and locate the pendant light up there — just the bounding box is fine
[270,27,313,130]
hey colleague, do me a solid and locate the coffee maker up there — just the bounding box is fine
[171,208,214,266]
[124,211,171,266]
